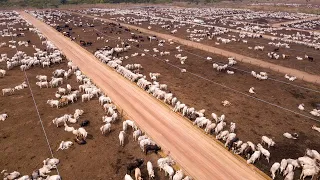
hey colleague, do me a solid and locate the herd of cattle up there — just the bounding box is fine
[249,3,320,9]
[282,19,320,31]
[92,40,320,180]
[2,158,61,180]
[1,5,320,180]
[0,11,194,180]
[0,11,63,180]
[78,7,319,71]
[27,8,320,180]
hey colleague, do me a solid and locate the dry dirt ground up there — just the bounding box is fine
[37,10,320,179]
[0,15,168,180]
[85,11,320,75]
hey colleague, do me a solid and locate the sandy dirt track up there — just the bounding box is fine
[20,11,269,180]
[272,16,320,33]
[73,12,320,85]
[272,16,320,27]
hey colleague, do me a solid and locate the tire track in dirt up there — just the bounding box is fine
[72,12,320,85]
[20,11,269,180]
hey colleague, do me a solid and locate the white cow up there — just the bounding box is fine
[81,94,93,102]
[247,151,261,164]
[147,161,155,179]
[119,131,125,146]
[270,162,280,179]
[100,123,111,135]
[0,114,8,121]
[56,141,73,151]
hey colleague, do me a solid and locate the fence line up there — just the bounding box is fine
[93,27,320,123]
[7,21,61,176]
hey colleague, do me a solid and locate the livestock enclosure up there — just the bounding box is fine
[29,8,320,180]
[1,3,320,180]
[0,11,169,180]
[77,7,320,75]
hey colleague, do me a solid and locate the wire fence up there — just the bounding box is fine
[92,25,320,123]
[26,12,316,179]
[166,38,320,93]
[7,20,60,176]
[133,13,320,57]
[26,11,319,179]
[86,12,320,92]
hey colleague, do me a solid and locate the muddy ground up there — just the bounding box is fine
[36,10,320,179]
[0,14,168,180]
[84,11,320,75]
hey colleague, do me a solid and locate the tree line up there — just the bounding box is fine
[0,0,222,8]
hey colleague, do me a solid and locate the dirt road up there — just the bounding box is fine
[272,16,320,33]
[72,12,320,85]
[133,12,320,42]
[20,11,268,180]
[272,16,320,28]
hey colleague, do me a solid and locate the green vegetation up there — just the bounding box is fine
[0,0,226,8]
[0,0,179,8]
[1,0,318,15]
[0,0,60,8]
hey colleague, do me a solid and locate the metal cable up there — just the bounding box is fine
[7,17,60,176]
[87,13,320,93]
[93,27,320,123]
[137,13,320,57]
[163,42,320,93]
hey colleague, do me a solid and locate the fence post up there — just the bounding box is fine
[120,109,124,121]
